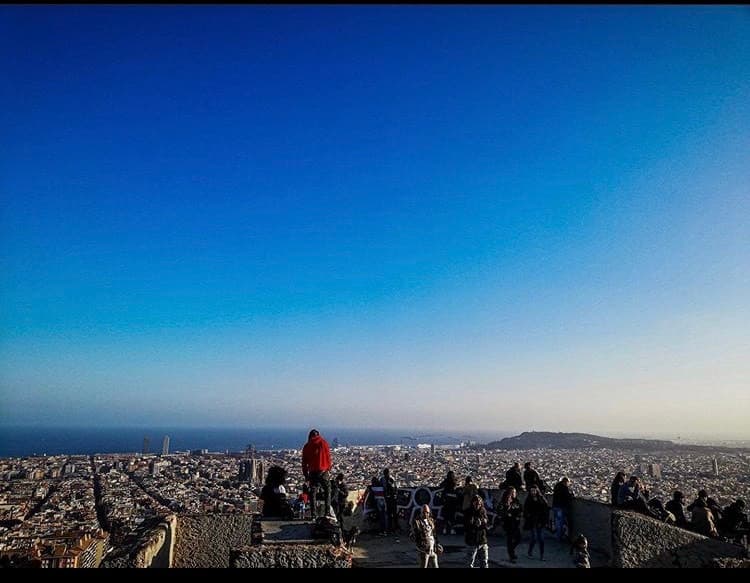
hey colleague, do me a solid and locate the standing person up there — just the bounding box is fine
[410,504,440,568]
[333,473,349,525]
[523,485,550,561]
[296,482,310,519]
[381,468,399,534]
[438,471,458,535]
[610,472,626,506]
[301,429,332,519]
[552,477,575,541]
[500,486,523,563]
[464,494,489,568]
[523,462,544,493]
[370,477,387,535]
[462,476,478,512]
[504,462,523,491]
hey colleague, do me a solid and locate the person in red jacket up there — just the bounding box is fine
[302,429,332,519]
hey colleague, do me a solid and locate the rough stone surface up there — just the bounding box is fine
[712,558,750,568]
[100,515,176,568]
[231,544,352,568]
[174,514,255,568]
[612,510,745,568]
[569,498,612,561]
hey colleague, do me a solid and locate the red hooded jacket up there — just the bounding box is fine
[302,435,332,475]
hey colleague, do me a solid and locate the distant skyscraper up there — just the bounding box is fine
[162,435,170,455]
[712,458,719,477]
[250,458,264,484]
[142,436,150,455]
[648,463,661,480]
[239,458,264,484]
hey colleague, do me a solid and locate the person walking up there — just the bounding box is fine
[523,485,549,561]
[464,494,489,568]
[500,486,523,563]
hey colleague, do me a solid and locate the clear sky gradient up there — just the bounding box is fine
[1,6,748,439]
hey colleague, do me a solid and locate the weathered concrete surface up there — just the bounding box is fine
[569,498,612,561]
[100,514,176,568]
[174,514,255,568]
[612,510,745,568]
[260,520,315,542]
[231,544,352,568]
[712,558,750,568]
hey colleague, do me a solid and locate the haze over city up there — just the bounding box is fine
[1,6,749,440]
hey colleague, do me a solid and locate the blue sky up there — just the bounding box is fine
[1,6,748,438]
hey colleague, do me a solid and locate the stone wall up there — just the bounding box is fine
[712,558,750,568]
[231,544,352,568]
[173,514,255,568]
[569,498,612,561]
[611,510,745,568]
[100,514,176,568]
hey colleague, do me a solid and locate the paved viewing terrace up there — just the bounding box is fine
[351,531,608,568]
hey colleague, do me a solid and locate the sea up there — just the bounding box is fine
[0,426,506,458]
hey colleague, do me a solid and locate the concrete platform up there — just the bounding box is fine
[257,519,317,544]
[351,531,608,568]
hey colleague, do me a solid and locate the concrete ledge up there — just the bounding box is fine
[612,510,745,568]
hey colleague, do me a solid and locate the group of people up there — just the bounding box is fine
[408,467,584,568]
[260,429,349,524]
[263,431,594,568]
[609,472,749,543]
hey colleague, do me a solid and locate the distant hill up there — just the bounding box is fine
[484,431,748,453]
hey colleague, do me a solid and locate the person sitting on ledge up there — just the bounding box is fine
[260,465,294,519]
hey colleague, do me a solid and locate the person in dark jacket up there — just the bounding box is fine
[523,462,545,493]
[332,473,349,525]
[381,468,399,533]
[438,471,458,535]
[610,472,626,506]
[665,491,688,528]
[301,429,332,519]
[504,462,523,491]
[552,477,574,541]
[523,485,550,561]
[720,499,749,543]
[500,486,523,563]
[687,489,723,523]
[260,465,294,519]
[464,494,489,568]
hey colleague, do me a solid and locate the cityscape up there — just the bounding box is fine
[2,4,748,568]
[1,432,748,567]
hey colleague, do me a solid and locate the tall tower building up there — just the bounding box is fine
[648,463,661,480]
[143,436,150,455]
[712,458,719,477]
[162,435,170,455]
